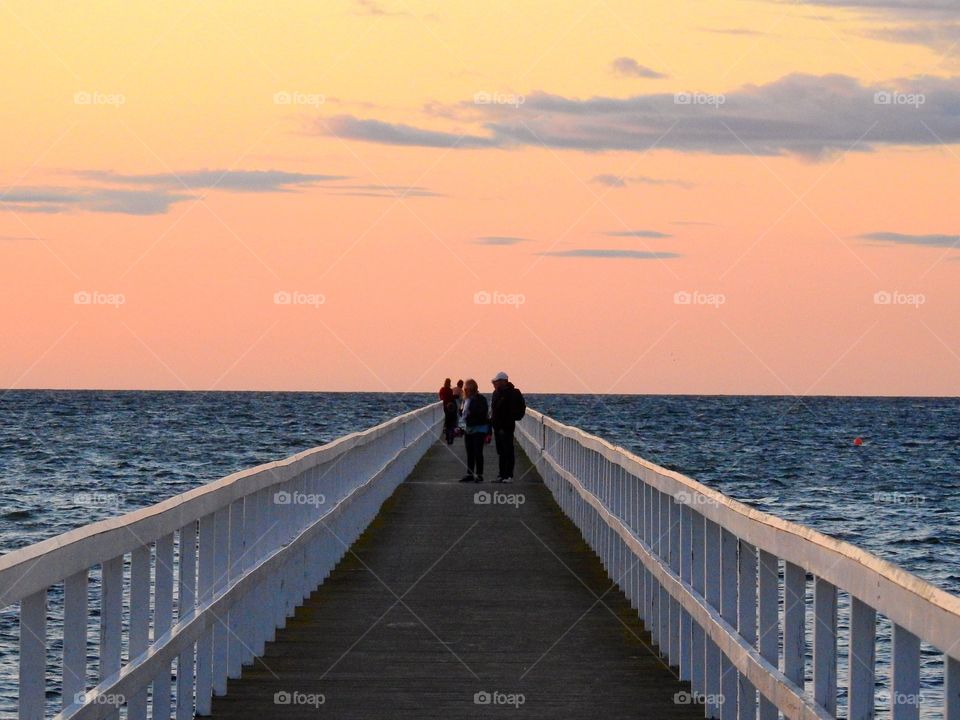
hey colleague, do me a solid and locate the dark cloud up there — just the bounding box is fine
[0,187,192,215]
[76,169,347,192]
[591,174,694,189]
[320,73,960,160]
[320,115,497,148]
[859,231,959,247]
[538,249,681,259]
[611,57,668,79]
[865,22,960,49]
[787,0,957,15]
[604,230,673,238]
[473,236,530,245]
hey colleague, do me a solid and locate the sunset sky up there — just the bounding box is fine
[2,0,959,395]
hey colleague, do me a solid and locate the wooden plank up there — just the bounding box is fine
[205,440,704,720]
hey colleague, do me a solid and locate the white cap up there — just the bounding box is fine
[492,371,509,382]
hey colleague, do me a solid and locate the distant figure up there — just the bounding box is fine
[459,379,489,483]
[453,379,464,410]
[438,378,454,406]
[490,371,525,483]
[439,379,457,444]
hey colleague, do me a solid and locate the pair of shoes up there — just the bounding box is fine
[474,475,484,483]
[492,477,504,484]
[502,477,513,484]
[459,474,474,483]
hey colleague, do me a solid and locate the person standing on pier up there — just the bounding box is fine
[459,379,489,483]
[490,371,525,483]
[453,379,465,410]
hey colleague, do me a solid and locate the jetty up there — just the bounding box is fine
[1,404,958,719]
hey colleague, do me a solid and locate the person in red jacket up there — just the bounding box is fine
[439,379,457,444]
[438,378,454,406]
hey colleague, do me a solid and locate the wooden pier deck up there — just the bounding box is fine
[206,438,702,719]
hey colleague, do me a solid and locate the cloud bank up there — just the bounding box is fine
[859,231,959,247]
[316,73,960,160]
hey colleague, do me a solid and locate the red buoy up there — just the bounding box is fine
[854,437,863,446]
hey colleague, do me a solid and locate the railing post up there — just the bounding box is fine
[892,624,921,720]
[18,588,46,720]
[813,577,837,715]
[848,595,876,720]
[153,532,175,720]
[947,655,960,720]
[737,541,757,720]
[177,521,198,720]
[704,519,722,719]
[128,544,151,720]
[720,528,738,719]
[679,503,693,682]
[783,561,806,692]
[658,491,670,662]
[227,498,245,679]
[62,570,88,711]
[100,555,124,720]
[757,551,778,720]
[690,510,706,703]
[195,512,216,714]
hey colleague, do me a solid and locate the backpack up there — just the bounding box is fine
[511,387,526,421]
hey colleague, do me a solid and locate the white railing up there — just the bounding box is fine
[0,403,442,720]
[517,409,960,720]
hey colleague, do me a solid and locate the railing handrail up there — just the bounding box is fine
[524,407,960,658]
[0,403,438,608]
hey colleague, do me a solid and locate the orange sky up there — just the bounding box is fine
[2,0,959,395]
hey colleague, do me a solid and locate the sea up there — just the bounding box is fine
[0,391,957,717]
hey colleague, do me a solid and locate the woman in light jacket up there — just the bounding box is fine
[459,378,489,483]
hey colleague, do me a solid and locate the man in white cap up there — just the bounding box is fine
[489,371,526,483]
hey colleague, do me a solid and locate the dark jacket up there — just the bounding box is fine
[491,382,522,432]
[462,393,489,433]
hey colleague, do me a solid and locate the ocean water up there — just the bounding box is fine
[0,391,957,717]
